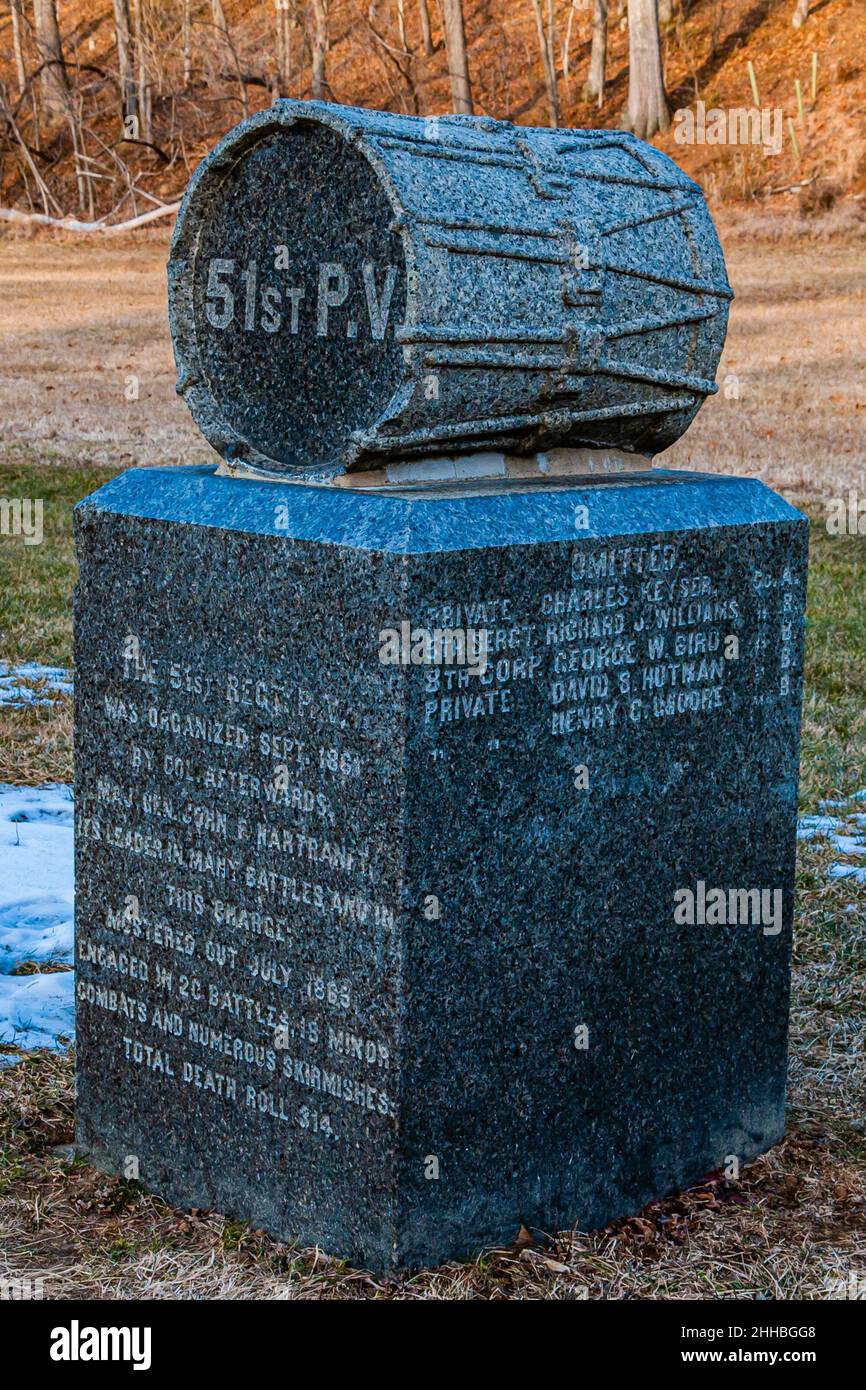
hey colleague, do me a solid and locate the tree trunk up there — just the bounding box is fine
[0,202,182,234]
[583,0,608,104]
[130,0,151,141]
[33,0,69,115]
[442,0,472,113]
[310,0,330,100]
[625,0,669,139]
[210,0,248,113]
[10,0,27,95]
[792,0,809,27]
[530,0,558,127]
[276,0,293,94]
[182,0,192,89]
[418,0,434,56]
[112,0,139,130]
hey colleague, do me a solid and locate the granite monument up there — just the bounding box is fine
[74,102,807,1272]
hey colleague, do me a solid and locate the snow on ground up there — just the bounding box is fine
[0,784,74,1051]
[0,661,73,707]
[797,789,866,887]
[0,972,75,1058]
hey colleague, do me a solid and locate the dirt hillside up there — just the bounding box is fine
[0,0,864,220]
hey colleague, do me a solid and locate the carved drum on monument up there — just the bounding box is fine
[168,101,732,479]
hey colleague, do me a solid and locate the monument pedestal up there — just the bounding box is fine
[74,465,807,1272]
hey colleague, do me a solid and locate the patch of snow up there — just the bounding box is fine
[0,661,73,708]
[797,815,843,840]
[796,812,866,870]
[828,864,866,886]
[0,970,74,1050]
[829,835,866,857]
[818,789,866,810]
[0,784,74,1052]
[797,801,866,896]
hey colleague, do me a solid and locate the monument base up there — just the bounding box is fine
[74,465,807,1272]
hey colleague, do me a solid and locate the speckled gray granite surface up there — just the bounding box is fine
[73,467,807,1271]
[169,102,731,477]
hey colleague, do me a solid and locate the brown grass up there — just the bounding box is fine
[0,699,73,786]
[0,238,208,474]
[0,225,864,510]
[664,221,866,505]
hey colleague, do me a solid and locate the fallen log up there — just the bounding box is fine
[0,202,180,234]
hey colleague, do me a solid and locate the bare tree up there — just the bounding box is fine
[182,0,193,89]
[209,0,249,113]
[367,0,420,113]
[583,0,608,105]
[395,0,409,52]
[0,85,62,212]
[10,0,27,95]
[418,0,434,56]
[310,0,330,99]
[531,0,558,126]
[442,0,472,113]
[33,0,69,115]
[276,0,293,94]
[624,0,669,139]
[130,0,152,140]
[31,1,91,208]
[792,0,809,27]
[111,0,139,131]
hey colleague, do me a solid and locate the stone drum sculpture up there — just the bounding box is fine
[74,101,807,1273]
[168,102,731,476]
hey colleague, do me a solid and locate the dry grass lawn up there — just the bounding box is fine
[0,218,864,500]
